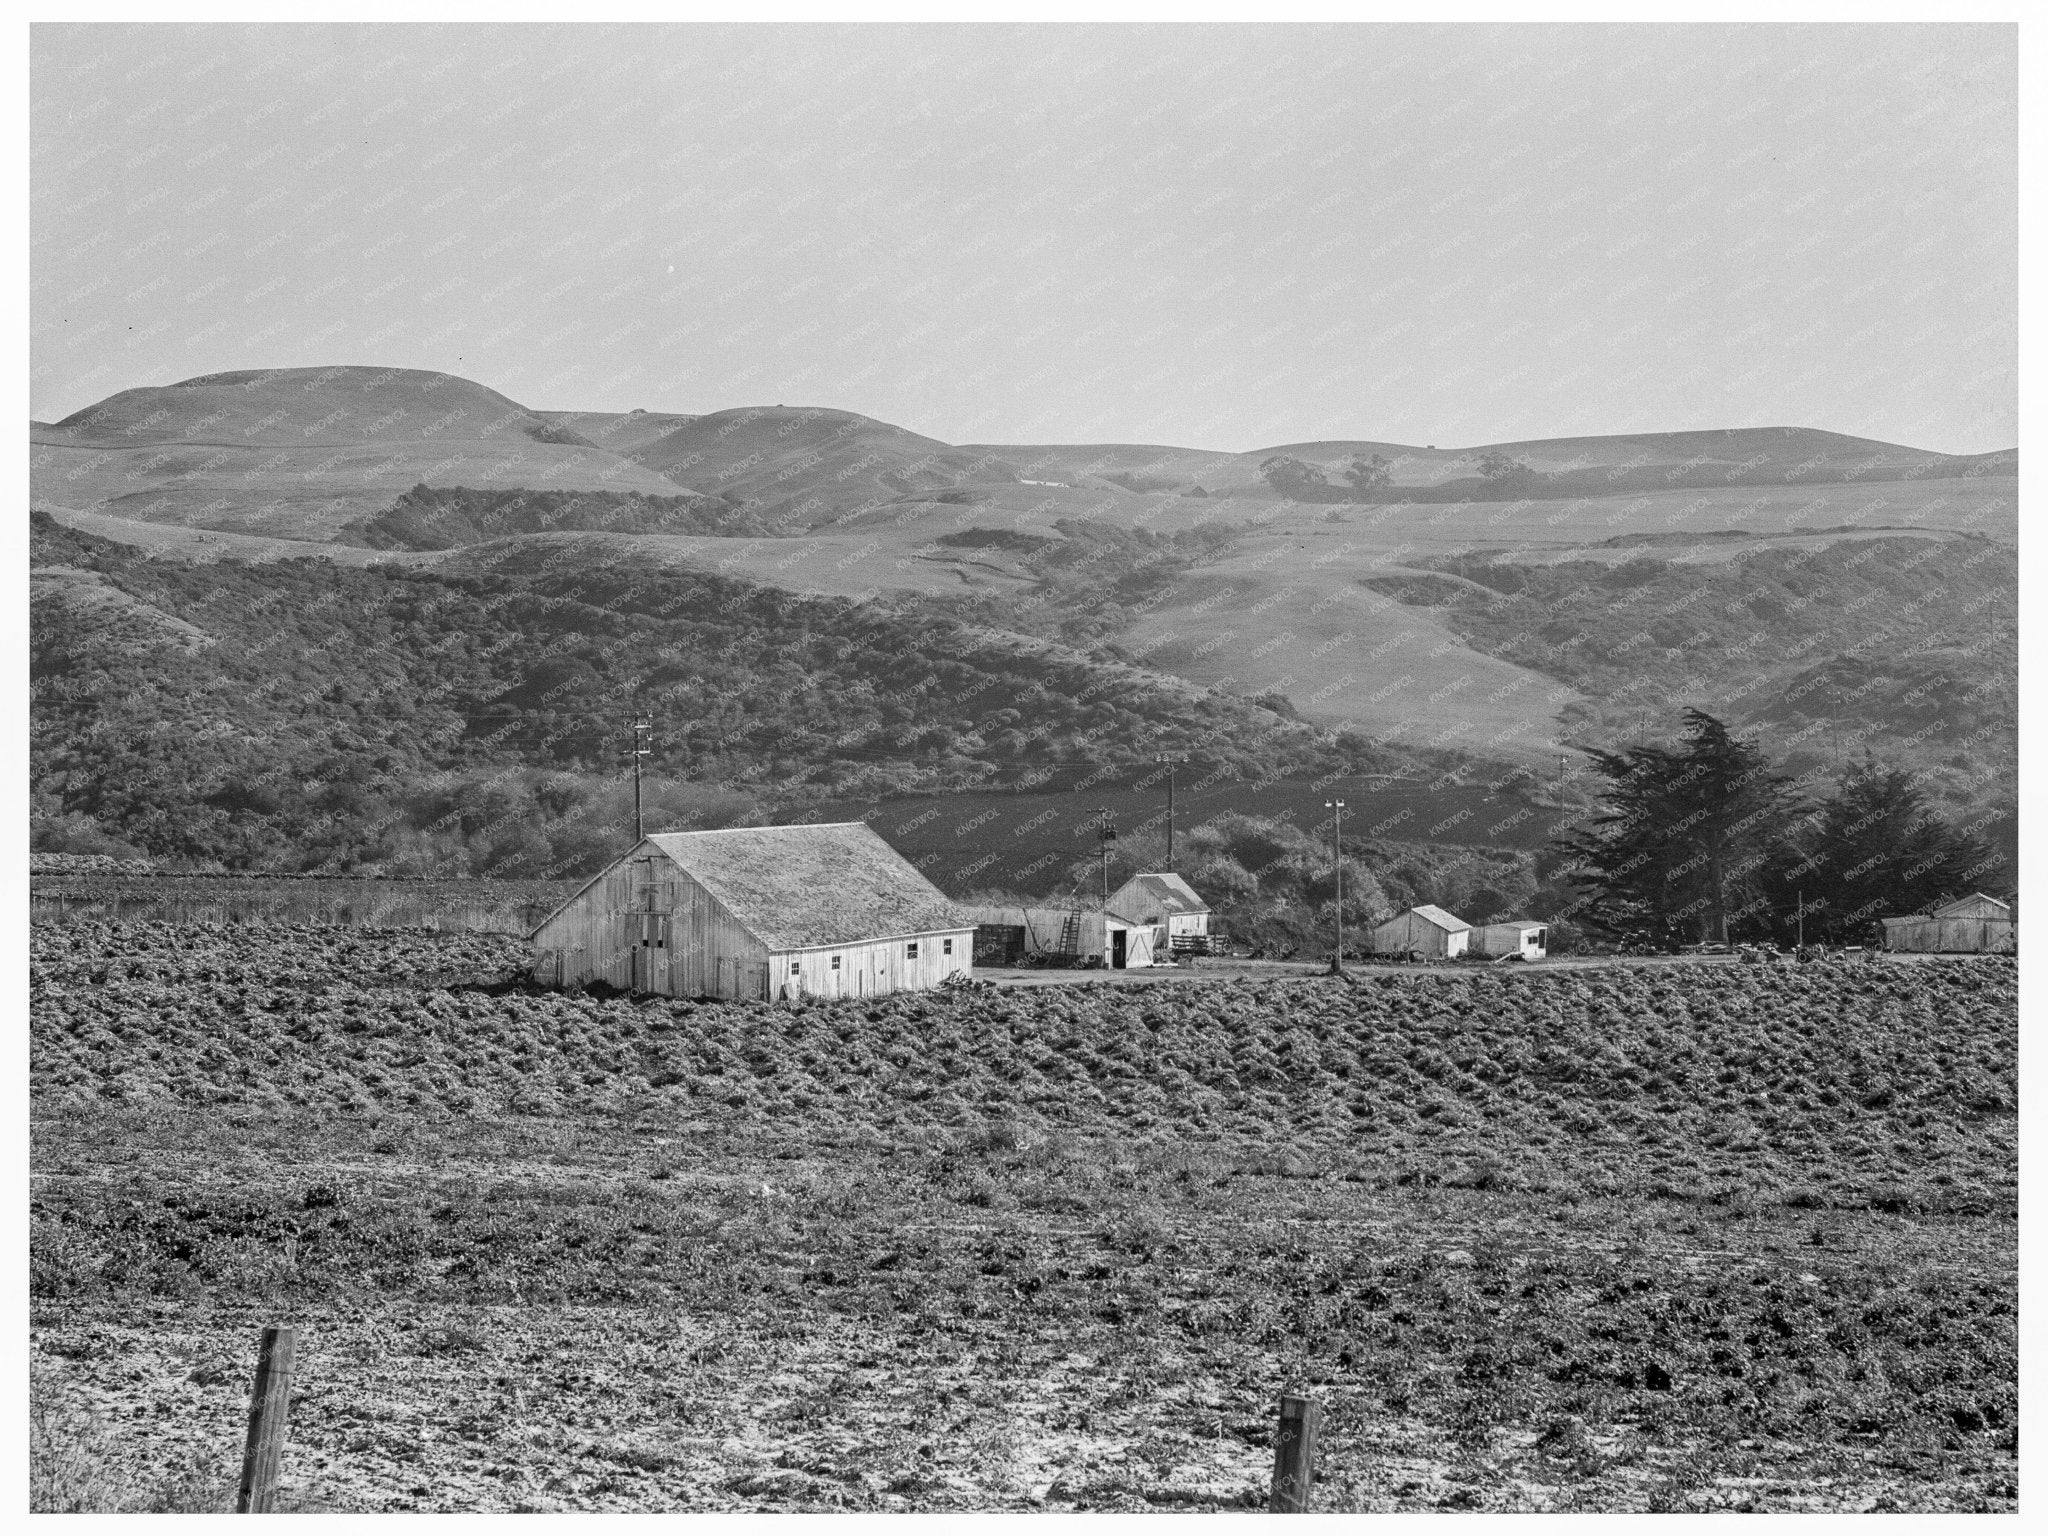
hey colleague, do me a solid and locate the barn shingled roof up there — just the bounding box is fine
[646,822,967,950]
[1930,892,2011,920]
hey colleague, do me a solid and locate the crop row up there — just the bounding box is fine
[30,923,2016,1213]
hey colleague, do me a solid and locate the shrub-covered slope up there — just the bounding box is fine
[30,513,1419,874]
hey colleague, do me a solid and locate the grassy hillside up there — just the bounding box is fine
[534,409,702,456]
[964,426,2014,501]
[615,405,1023,528]
[29,368,2018,827]
[31,367,692,539]
[41,363,2011,542]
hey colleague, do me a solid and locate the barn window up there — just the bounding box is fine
[942,938,953,955]
[906,941,920,959]
[831,955,841,970]
[790,962,799,976]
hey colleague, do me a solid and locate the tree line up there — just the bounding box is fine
[1554,709,2004,947]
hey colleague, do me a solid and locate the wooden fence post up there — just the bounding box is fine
[236,1326,296,1513]
[1269,1392,1323,1512]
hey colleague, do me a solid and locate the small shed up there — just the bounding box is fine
[1370,904,1472,959]
[1084,909,1159,969]
[1106,872,1211,956]
[530,822,973,1000]
[1472,920,1548,961]
[963,904,1087,965]
[1880,892,2015,954]
[959,902,1161,968]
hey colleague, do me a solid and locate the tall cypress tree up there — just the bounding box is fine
[1767,758,1997,943]
[1555,709,1799,946]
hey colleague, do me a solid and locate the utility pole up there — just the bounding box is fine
[1097,807,1117,907]
[1796,889,1804,950]
[1157,754,1187,870]
[1324,799,1346,974]
[629,709,653,841]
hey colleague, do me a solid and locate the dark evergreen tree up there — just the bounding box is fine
[1766,758,1997,943]
[1555,709,1800,946]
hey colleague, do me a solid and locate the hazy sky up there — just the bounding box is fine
[31,23,2016,453]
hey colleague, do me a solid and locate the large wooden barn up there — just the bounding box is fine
[529,822,974,1000]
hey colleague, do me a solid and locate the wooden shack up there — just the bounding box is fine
[1084,909,1159,969]
[1369,904,1472,959]
[530,822,973,1000]
[1879,892,2015,954]
[1471,920,1548,961]
[960,901,1161,968]
[1106,872,1212,956]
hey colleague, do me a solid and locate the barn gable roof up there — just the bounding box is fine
[646,822,966,950]
[1106,872,1210,922]
[1480,919,1547,933]
[1931,892,2010,920]
[1407,904,1472,933]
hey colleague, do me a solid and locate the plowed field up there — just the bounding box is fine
[30,923,2016,1512]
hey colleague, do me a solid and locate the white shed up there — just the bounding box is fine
[1106,872,1211,957]
[1369,904,1472,959]
[1084,909,1159,969]
[1471,920,1548,961]
[959,902,1162,968]
[530,822,974,1000]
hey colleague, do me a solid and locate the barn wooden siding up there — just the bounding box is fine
[958,904,1161,966]
[1880,916,2015,953]
[1105,874,1210,939]
[1472,922,1547,960]
[963,905,1085,958]
[772,929,974,1000]
[1879,893,2015,954]
[532,843,767,999]
[1082,911,1160,967]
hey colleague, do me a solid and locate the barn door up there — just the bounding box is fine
[628,913,672,993]
[1111,929,1127,969]
[650,914,671,992]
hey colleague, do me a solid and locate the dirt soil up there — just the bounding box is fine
[30,924,2017,1512]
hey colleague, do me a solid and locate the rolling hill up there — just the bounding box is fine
[533,408,701,456]
[29,365,2018,812]
[30,366,696,540]
[976,426,2016,501]
[605,405,1025,527]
